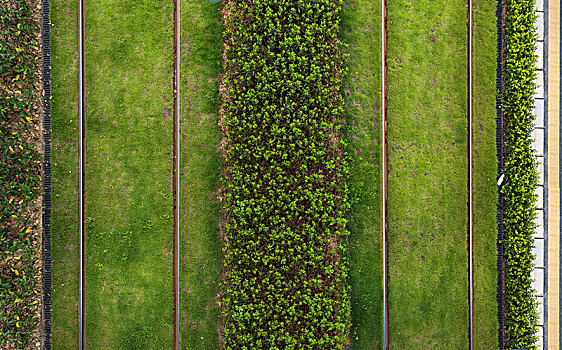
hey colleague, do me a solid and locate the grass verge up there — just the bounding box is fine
[472,0,500,347]
[386,0,468,347]
[50,0,80,347]
[82,0,174,348]
[178,0,223,347]
[340,0,383,348]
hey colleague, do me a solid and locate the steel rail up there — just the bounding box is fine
[172,0,181,347]
[78,0,86,347]
[467,0,474,348]
[381,0,389,348]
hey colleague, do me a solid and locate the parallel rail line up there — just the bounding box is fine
[467,0,474,348]
[78,0,86,347]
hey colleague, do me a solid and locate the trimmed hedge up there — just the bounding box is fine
[0,0,41,348]
[219,0,351,348]
[502,0,540,348]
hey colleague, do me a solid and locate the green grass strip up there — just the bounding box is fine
[219,0,351,348]
[502,0,540,348]
[340,0,383,348]
[472,0,500,347]
[386,0,468,347]
[82,0,174,348]
[51,0,80,347]
[179,0,223,347]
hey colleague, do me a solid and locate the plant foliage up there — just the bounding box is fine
[502,0,540,348]
[219,0,351,348]
[0,0,41,348]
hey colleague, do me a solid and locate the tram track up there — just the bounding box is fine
[78,0,86,346]
[467,0,474,348]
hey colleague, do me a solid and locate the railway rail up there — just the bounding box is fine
[467,0,474,348]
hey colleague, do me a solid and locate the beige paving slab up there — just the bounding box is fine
[548,0,560,347]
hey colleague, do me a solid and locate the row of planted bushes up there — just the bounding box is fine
[0,0,41,348]
[219,0,351,348]
[502,0,540,348]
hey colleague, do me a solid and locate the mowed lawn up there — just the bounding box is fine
[473,0,500,347]
[82,0,174,348]
[340,0,384,349]
[51,0,80,347]
[386,0,469,348]
[178,0,223,347]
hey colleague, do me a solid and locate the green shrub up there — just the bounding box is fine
[219,0,351,348]
[502,0,540,348]
[0,0,41,348]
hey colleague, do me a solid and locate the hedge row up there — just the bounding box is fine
[502,0,540,348]
[219,0,351,348]
[0,0,41,348]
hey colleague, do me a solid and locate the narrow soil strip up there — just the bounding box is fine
[173,0,181,347]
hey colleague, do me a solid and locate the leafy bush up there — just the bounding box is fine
[219,0,351,348]
[502,0,540,348]
[0,0,41,348]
